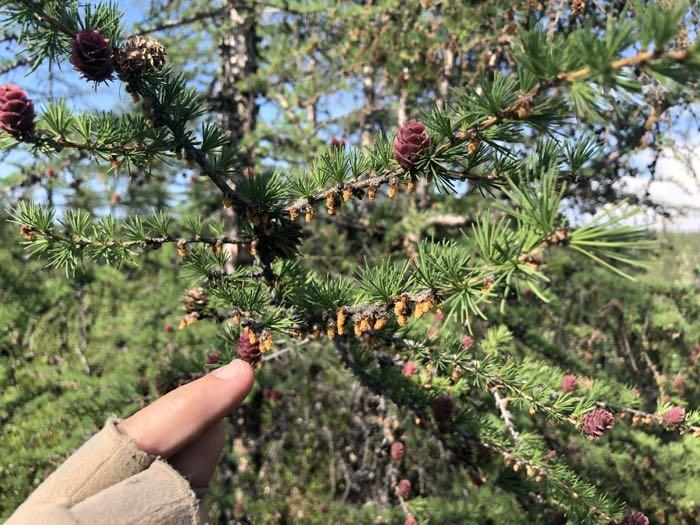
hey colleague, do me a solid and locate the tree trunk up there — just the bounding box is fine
[397,68,409,126]
[219,0,258,169]
[360,63,376,146]
[436,43,455,109]
[217,0,258,267]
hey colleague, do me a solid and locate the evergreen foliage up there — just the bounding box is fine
[1,1,698,523]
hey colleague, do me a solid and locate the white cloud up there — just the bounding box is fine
[617,143,700,232]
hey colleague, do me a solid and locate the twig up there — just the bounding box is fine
[491,386,520,442]
[261,345,295,362]
[26,133,147,159]
[280,48,691,214]
[73,286,91,375]
[423,213,474,228]
[594,402,700,435]
[390,470,413,520]
[560,48,691,82]
[127,8,226,38]
[640,313,667,400]
[0,56,34,75]
[19,229,252,251]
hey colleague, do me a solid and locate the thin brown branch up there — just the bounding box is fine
[286,46,692,215]
[491,387,521,442]
[18,0,74,37]
[595,402,700,435]
[423,213,474,228]
[26,133,146,160]
[127,8,226,38]
[21,228,251,251]
[0,56,34,75]
[560,48,691,82]
[284,169,493,214]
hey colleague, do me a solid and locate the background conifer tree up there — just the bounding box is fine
[1,1,698,523]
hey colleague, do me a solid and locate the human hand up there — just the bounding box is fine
[7,359,254,524]
[118,359,254,486]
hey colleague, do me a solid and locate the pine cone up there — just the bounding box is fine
[571,0,586,15]
[689,342,700,365]
[461,335,474,350]
[19,224,37,241]
[184,287,208,313]
[0,83,35,135]
[622,511,649,525]
[402,361,418,377]
[397,478,411,499]
[432,395,454,423]
[561,375,577,393]
[137,377,150,396]
[672,374,685,392]
[330,136,345,149]
[263,387,282,402]
[116,36,166,75]
[662,406,685,427]
[71,29,115,82]
[393,120,430,171]
[582,409,614,439]
[237,331,261,366]
[390,441,405,461]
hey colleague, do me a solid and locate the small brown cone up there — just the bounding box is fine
[116,36,166,74]
[367,184,378,201]
[388,178,399,198]
[337,308,347,335]
[373,316,388,330]
[305,207,315,223]
[177,239,187,257]
[325,191,338,215]
[19,224,37,242]
[467,136,480,156]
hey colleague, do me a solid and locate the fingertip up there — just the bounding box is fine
[212,358,255,388]
[210,359,255,404]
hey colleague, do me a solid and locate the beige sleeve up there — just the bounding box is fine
[6,418,200,525]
